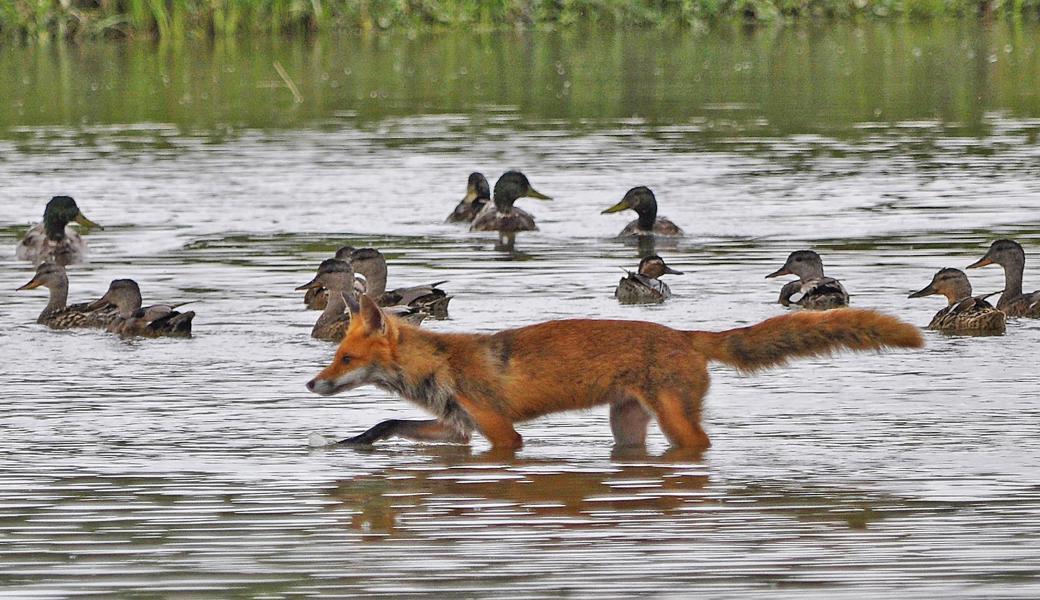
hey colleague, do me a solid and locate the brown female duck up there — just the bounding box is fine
[446,172,492,223]
[766,250,849,310]
[304,245,359,310]
[350,248,451,319]
[966,239,1040,318]
[88,279,194,337]
[17,196,101,266]
[601,187,683,238]
[16,262,117,329]
[909,268,1006,334]
[470,171,551,232]
[615,255,683,304]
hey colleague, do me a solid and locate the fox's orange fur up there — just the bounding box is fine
[308,295,924,451]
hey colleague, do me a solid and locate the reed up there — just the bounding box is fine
[1,0,1038,40]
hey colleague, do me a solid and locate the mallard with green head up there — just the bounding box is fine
[17,196,101,266]
[446,172,492,224]
[909,268,1005,334]
[766,250,849,310]
[602,187,683,238]
[966,239,1040,318]
[16,262,118,329]
[350,248,451,319]
[88,279,194,337]
[615,255,683,304]
[470,171,551,232]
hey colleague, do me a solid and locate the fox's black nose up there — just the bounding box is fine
[306,379,316,391]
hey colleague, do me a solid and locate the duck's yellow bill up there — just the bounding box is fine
[908,284,936,299]
[966,257,992,269]
[765,267,791,279]
[526,187,551,200]
[601,199,630,214]
[75,212,101,229]
[295,277,323,291]
[17,276,43,291]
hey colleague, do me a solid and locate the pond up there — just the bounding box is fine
[2,22,1039,598]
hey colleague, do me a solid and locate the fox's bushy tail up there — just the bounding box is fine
[688,308,924,373]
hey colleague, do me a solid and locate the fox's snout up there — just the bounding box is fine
[306,377,336,396]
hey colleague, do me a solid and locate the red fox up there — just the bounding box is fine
[307,295,924,451]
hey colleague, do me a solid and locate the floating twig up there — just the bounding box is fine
[273,61,303,104]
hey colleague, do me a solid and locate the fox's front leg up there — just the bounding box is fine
[340,419,471,445]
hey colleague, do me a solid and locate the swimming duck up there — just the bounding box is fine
[297,259,357,341]
[304,245,358,310]
[16,196,101,266]
[350,248,452,319]
[470,171,551,232]
[446,172,492,223]
[966,239,1040,318]
[615,255,683,304]
[601,187,684,238]
[16,262,118,329]
[88,279,194,337]
[909,268,1006,334]
[766,250,849,310]
[297,258,426,341]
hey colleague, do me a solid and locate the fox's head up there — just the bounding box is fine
[307,294,396,396]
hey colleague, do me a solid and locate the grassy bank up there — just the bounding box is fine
[1,0,1038,40]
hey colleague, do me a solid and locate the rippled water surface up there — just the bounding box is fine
[2,24,1040,598]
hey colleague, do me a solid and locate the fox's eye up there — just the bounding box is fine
[340,355,353,365]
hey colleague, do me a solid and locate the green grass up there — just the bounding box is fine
[1,0,1039,40]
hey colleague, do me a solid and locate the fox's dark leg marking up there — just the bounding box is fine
[610,398,652,448]
[339,419,471,445]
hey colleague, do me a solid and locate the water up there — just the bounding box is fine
[2,23,1040,598]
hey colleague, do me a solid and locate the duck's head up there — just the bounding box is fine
[603,186,658,224]
[464,172,491,203]
[909,267,972,304]
[43,196,100,240]
[17,262,69,291]
[493,171,551,212]
[637,255,683,279]
[88,279,143,314]
[967,239,1024,270]
[296,259,354,293]
[766,250,826,281]
[333,245,356,261]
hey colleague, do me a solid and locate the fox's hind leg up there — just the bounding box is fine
[340,419,471,445]
[610,398,652,448]
[650,387,711,450]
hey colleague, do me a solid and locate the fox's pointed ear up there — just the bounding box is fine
[359,293,385,334]
[345,293,361,316]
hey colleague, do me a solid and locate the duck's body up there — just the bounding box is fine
[615,255,683,304]
[909,267,1006,334]
[90,279,194,337]
[967,240,1040,318]
[470,171,551,233]
[767,250,849,310]
[602,187,683,239]
[351,248,451,319]
[16,196,101,266]
[17,263,118,329]
[446,173,492,224]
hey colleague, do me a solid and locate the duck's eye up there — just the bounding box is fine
[340,355,353,365]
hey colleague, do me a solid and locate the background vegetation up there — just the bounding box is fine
[1,0,1038,41]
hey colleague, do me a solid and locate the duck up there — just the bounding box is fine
[446,172,492,223]
[297,259,357,341]
[16,262,118,329]
[470,171,551,232]
[909,268,1006,334]
[966,239,1040,318]
[766,250,849,310]
[16,196,101,266]
[350,248,452,319]
[297,258,426,341]
[88,279,194,337]
[615,255,683,304]
[304,245,358,310]
[601,187,683,238]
